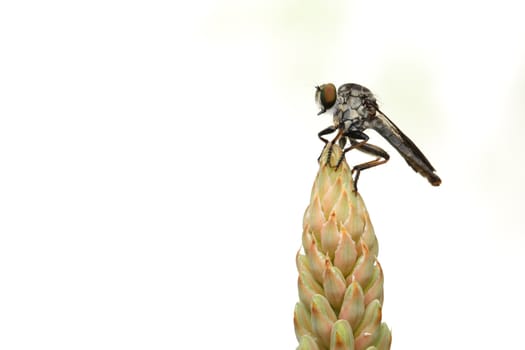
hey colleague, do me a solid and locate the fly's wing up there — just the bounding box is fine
[367,111,441,186]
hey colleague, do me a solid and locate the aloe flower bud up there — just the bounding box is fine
[294,144,392,350]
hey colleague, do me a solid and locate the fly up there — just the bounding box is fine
[315,83,441,190]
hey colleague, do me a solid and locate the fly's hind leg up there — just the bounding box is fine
[335,130,370,169]
[350,142,390,192]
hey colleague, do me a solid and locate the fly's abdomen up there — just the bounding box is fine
[368,116,441,186]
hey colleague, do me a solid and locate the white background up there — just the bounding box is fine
[1,1,524,349]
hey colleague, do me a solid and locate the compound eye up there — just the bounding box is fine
[315,83,336,114]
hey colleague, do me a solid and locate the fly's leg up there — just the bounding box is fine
[350,142,390,192]
[317,126,343,167]
[335,130,370,169]
[318,125,337,144]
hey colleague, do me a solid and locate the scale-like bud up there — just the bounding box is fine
[294,145,391,350]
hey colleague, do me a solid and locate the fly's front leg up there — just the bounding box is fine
[317,126,342,167]
[318,125,337,144]
[350,142,390,192]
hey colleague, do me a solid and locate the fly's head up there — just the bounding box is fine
[315,83,337,116]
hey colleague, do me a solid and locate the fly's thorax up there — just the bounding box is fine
[332,102,347,125]
[338,83,374,99]
[332,102,361,129]
[338,84,377,113]
[347,94,376,116]
[348,95,363,109]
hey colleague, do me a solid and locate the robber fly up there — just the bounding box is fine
[315,83,441,189]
